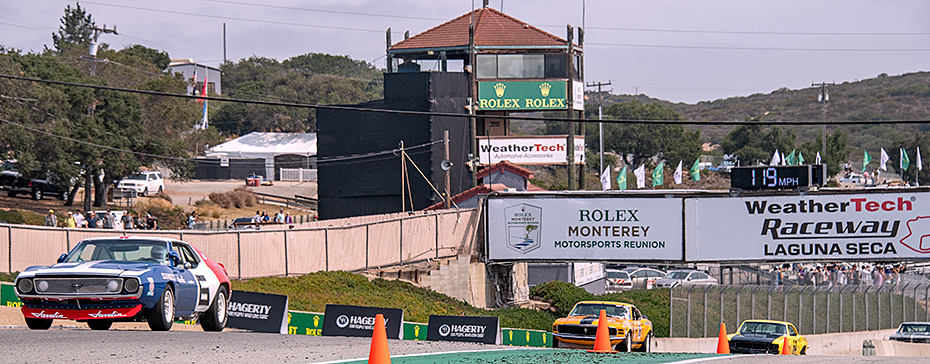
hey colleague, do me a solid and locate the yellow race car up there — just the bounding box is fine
[551,301,653,352]
[727,319,808,355]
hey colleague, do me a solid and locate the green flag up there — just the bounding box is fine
[690,158,701,182]
[902,148,910,171]
[786,150,797,165]
[652,161,664,187]
[863,150,872,172]
[616,166,628,190]
[798,151,804,165]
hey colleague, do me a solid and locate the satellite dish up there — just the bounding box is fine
[441,160,453,171]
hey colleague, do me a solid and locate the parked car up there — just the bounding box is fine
[605,269,633,293]
[654,269,718,288]
[14,236,231,331]
[7,177,69,200]
[619,267,666,289]
[889,322,930,343]
[727,319,808,355]
[552,300,653,352]
[116,171,164,197]
[0,170,21,190]
[229,217,260,230]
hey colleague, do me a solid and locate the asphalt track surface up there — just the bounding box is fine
[1,329,929,364]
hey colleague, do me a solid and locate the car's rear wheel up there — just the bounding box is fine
[157,186,163,195]
[142,187,148,197]
[59,190,68,201]
[146,285,175,331]
[615,333,631,352]
[32,189,42,200]
[25,318,52,330]
[201,286,228,332]
[636,332,652,352]
[87,320,112,330]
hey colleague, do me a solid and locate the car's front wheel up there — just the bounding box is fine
[87,320,112,330]
[201,286,228,332]
[25,318,52,330]
[146,285,175,331]
[615,333,631,352]
[636,332,652,352]
[7,191,15,198]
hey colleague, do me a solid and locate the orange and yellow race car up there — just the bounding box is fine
[551,300,653,352]
[727,319,808,355]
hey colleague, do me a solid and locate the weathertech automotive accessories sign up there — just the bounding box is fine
[685,193,930,261]
[321,304,403,339]
[226,291,289,334]
[487,197,683,260]
[426,315,500,344]
[476,136,585,165]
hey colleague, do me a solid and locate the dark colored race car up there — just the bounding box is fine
[14,236,231,331]
[727,319,808,355]
[889,322,930,343]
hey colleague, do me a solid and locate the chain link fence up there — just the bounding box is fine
[1,208,479,279]
[669,283,930,338]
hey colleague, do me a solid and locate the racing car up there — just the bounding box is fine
[552,300,653,352]
[14,236,231,331]
[727,319,808,355]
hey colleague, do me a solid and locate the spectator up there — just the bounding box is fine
[102,209,116,229]
[146,214,158,230]
[121,212,133,230]
[73,210,85,228]
[275,209,285,223]
[773,267,783,286]
[252,210,261,224]
[64,212,76,228]
[86,212,100,228]
[285,211,293,224]
[187,211,198,229]
[261,211,270,222]
[45,210,58,227]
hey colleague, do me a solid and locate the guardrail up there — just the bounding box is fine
[279,168,317,182]
[253,192,318,211]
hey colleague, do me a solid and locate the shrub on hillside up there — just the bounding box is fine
[209,187,256,208]
[529,280,594,316]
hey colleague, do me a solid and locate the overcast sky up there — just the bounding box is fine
[2,0,929,104]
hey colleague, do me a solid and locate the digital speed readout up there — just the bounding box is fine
[730,165,813,190]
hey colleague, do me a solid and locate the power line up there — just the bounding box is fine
[202,0,448,22]
[584,42,930,52]
[581,25,930,37]
[3,73,928,126]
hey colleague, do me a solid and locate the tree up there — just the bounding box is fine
[51,3,95,52]
[720,119,796,165]
[597,101,702,168]
[799,129,847,180]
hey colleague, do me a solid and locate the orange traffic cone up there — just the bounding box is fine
[716,322,730,354]
[780,336,791,355]
[587,309,618,353]
[368,313,391,364]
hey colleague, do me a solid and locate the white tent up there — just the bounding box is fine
[206,132,316,179]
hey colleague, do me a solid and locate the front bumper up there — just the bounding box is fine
[729,339,780,354]
[22,304,142,321]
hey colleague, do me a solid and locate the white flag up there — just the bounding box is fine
[815,151,822,165]
[600,165,611,191]
[770,149,781,166]
[781,152,787,166]
[880,148,889,171]
[634,164,646,189]
[674,160,683,184]
[917,147,924,171]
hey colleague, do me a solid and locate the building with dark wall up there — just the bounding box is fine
[318,5,581,219]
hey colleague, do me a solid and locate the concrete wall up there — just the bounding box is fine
[419,254,490,308]
[869,339,930,357]
[654,329,896,355]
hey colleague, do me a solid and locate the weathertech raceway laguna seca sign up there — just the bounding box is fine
[685,192,930,261]
[487,197,683,261]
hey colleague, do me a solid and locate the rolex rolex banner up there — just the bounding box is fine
[685,193,930,261]
[487,197,683,260]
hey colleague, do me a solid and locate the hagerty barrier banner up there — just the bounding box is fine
[487,197,683,261]
[685,192,930,261]
[226,291,289,334]
[426,315,500,344]
[321,304,403,339]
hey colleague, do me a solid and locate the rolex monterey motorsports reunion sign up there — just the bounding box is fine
[685,193,930,261]
[487,198,682,260]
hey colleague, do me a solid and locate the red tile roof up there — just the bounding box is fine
[476,160,535,180]
[423,183,507,211]
[391,7,566,51]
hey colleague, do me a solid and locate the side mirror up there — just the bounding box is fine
[57,254,68,263]
[686,277,692,281]
[642,315,649,320]
[168,251,181,266]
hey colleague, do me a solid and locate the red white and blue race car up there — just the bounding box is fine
[14,236,231,331]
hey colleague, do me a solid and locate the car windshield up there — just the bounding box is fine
[123,174,146,181]
[664,271,690,279]
[606,271,630,279]
[65,239,169,264]
[739,321,787,336]
[899,324,930,333]
[569,303,629,318]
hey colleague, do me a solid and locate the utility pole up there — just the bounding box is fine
[83,23,117,212]
[813,81,834,181]
[586,80,611,175]
[443,131,451,209]
[566,24,575,190]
